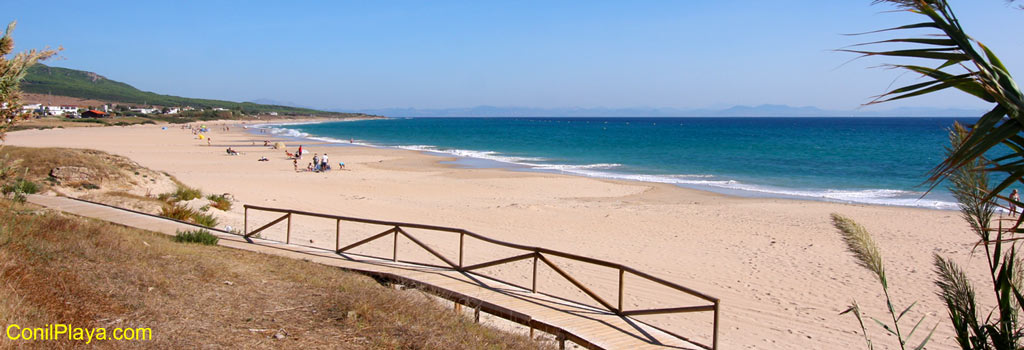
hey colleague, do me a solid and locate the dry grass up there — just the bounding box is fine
[0,147,122,187]
[0,200,549,349]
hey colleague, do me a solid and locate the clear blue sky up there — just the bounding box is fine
[4,1,1023,111]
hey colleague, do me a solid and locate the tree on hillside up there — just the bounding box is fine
[0,21,58,141]
[835,1,1024,349]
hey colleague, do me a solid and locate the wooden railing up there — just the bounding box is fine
[243,204,720,349]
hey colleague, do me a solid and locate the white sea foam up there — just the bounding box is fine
[256,124,961,210]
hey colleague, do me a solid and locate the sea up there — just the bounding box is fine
[257,117,1001,210]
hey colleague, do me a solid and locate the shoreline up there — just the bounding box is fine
[256,119,961,211]
[2,122,991,349]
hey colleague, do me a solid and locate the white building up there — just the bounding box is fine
[59,105,79,116]
[164,107,180,114]
[130,107,158,114]
[21,103,41,112]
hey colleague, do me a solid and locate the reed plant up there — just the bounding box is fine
[832,213,936,350]
[837,1,1024,348]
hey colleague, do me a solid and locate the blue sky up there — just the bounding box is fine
[4,1,1023,111]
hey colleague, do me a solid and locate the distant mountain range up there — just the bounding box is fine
[342,104,988,118]
[23,64,984,119]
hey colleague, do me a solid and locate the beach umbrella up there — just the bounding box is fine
[273,142,286,149]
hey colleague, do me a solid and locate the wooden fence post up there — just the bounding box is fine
[458,232,464,269]
[618,268,625,314]
[392,226,399,262]
[713,300,720,350]
[335,219,341,252]
[286,212,292,244]
[532,252,538,293]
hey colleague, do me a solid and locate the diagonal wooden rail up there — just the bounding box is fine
[244,204,720,349]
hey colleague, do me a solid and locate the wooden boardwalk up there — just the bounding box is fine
[28,195,711,350]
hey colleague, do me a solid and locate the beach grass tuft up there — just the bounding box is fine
[170,185,202,202]
[192,212,219,228]
[159,202,197,222]
[173,229,219,245]
[206,194,231,211]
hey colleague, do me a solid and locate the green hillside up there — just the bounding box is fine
[21,65,348,116]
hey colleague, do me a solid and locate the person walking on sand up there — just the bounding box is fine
[1011,189,1021,216]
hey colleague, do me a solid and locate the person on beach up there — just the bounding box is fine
[1011,189,1021,216]
[312,154,320,172]
[321,153,329,171]
[307,162,313,172]
[207,138,212,146]
[293,158,298,172]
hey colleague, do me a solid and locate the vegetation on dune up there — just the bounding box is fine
[836,1,1024,349]
[159,184,203,202]
[207,193,232,211]
[191,212,219,228]
[159,202,198,222]
[0,200,549,349]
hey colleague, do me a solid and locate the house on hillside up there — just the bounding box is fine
[21,104,42,114]
[43,105,62,115]
[164,107,179,114]
[60,105,79,115]
[130,107,158,114]
[82,110,108,118]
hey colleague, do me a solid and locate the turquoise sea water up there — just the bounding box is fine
[262,117,988,210]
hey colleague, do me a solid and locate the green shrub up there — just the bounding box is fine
[2,178,39,203]
[2,178,39,195]
[173,229,219,245]
[159,202,196,221]
[161,185,202,202]
[80,182,100,190]
[192,212,219,228]
[207,194,232,211]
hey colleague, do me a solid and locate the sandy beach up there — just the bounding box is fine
[4,121,993,349]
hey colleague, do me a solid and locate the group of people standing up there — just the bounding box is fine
[289,145,343,173]
[310,153,330,172]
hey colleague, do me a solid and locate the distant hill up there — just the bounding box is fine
[21,65,347,116]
